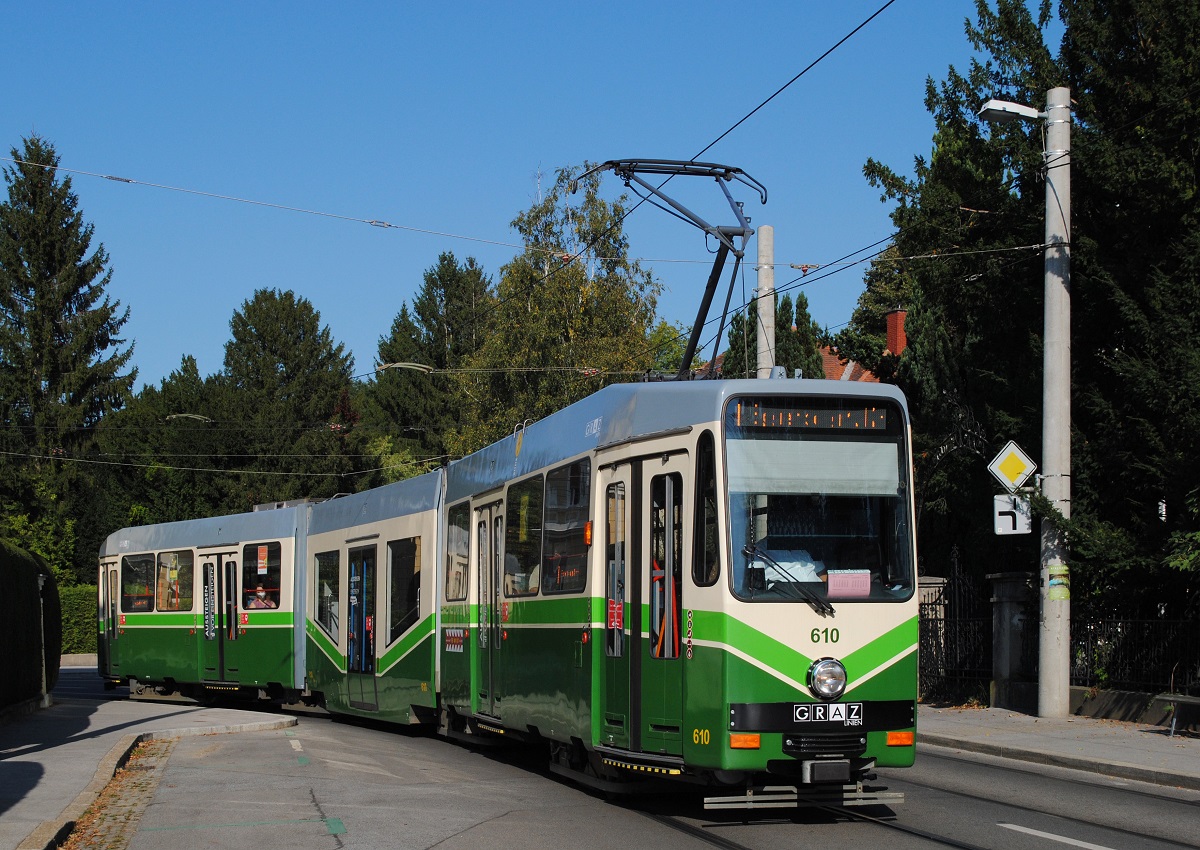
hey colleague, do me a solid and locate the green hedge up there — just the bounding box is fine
[0,538,60,708]
[61,585,99,654]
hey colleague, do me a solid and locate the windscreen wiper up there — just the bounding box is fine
[742,544,835,617]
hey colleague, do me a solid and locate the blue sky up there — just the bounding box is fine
[2,2,984,388]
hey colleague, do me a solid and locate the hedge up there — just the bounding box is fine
[61,585,99,654]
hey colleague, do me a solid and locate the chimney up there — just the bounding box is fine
[885,309,907,356]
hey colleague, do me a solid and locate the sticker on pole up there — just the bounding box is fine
[988,441,1036,492]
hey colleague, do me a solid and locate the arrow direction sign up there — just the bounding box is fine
[988,440,1037,492]
[994,494,1032,535]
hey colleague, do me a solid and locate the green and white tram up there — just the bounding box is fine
[99,377,917,808]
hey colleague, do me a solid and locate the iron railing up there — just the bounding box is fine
[918,550,1198,698]
[1070,619,1200,695]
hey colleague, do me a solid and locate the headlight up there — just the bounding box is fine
[808,657,847,701]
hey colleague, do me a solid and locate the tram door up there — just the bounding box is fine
[475,500,503,717]
[199,549,240,682]
[600,465,632,749]
[99,559,120,677]
[347,546,379,711]
[640,455,688,756]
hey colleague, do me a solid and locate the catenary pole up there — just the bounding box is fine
[756,225,775,379]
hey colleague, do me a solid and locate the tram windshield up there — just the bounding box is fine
[725,397,914,604]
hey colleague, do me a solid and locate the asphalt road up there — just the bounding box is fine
[47,670,1200,849]
[115,713,1198,850]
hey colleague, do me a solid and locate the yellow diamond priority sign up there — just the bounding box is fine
[988,440,1037,492]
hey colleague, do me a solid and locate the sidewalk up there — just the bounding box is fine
[0,668,295,850]
[918,703,1200,790]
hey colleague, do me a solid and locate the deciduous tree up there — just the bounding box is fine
[449,165,659,453]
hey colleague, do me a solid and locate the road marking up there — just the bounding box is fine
[144,816,337,832]
[998,823,1116,849]
[290,739,304,751]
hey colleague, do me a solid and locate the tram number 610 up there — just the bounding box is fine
[811,627,840,643]
[692,728,711,745]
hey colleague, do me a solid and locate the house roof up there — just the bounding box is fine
[820,346,880,383]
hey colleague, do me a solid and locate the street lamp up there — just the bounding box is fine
[979,87,1072,718]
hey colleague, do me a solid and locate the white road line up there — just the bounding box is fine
[998,823,1116,850]
[290,739,304,752]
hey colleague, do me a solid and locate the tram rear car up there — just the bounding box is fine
[98,506,305,700]
[303,472,442,722]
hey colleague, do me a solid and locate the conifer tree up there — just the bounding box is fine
[854,0,1200,612]
[365,253,493,468]
[722,292,824,380]
[0,135,136,581]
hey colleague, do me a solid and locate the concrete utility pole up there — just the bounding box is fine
[756,225,775,379]
[979,86,1072,718]
[1039,86,1072,718]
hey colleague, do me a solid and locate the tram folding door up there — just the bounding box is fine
[99,560,120,678]
[475,500,503,718]
[199,550,240,683]
[640,454,689,756]
[347,546,379,710]
[598,454,689,755]
[600,466,632,749]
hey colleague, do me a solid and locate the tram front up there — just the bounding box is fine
[706,388,918,807]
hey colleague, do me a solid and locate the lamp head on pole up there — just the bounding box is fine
[978,98,1045,124]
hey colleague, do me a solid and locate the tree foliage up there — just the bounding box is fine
[218,288,362,505]
[448,165,659,453]
[851,0,1200,613]
[722,292,824,380]
[0,135,136,581]
[831,245,915,380]
[364,252,493,468]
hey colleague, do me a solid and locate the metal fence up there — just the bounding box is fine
[919,552,1200,698]
[1070,618,1200,695]
[918,548,991,701]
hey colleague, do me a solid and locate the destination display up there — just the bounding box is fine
[732,400,888,430]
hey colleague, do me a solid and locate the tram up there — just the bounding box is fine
[99,378,918,807]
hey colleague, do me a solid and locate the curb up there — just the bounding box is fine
[0,695,53,727]
[16,714,297,850]
[919,735,1200,792]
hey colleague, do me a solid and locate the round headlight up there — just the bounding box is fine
[808,657,847,701]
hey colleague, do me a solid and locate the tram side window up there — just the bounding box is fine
[543,459,590,594]
[156,550,194,611]
[242,542,282,609]
[693,431,720,587]
[445,503,469,602]
[121,554,155,612]
[315,550,340,640]
[388,536,421,642]
[650,473,684,660]
[505,476,543,596]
